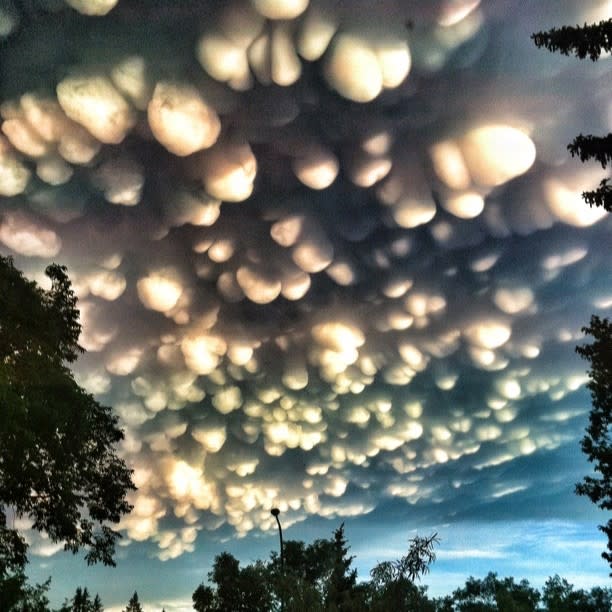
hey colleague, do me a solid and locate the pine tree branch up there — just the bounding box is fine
[532,19,612,61]
[568,134,612,168]
[582,178,611,212]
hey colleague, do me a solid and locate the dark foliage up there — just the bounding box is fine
[532,19,612,213]
[0,569,50,612]
[193,552,272,612]
[452,572,540,612]
[189,526,611,611]
[192,524,439,611]
[581,178,611,212]
[531,19,612,61]
[542,575,612,612]
[58,586,104,611]
[366,533,439,611]
[325,523,359,611]
[533,16,612,574]
[568,134,612,169]
[124,591,143,612]
[568,135,612,212]
[575,316,612,571]
[0,256,135,578]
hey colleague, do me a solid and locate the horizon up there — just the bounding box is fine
[1,0,610,610]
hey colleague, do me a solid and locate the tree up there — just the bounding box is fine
[209,551,242,611]
[324,523,362,611]
[269,535,336,610]
[452,573,539,612]
[366,533,439,611]
[124,591,143,612]
[192,583,215,612]
[0,256,135,577]
[59,586,104,611]
[533,19,612,572]
[193,525,441,611]
[575,316,612,572]
[192,552,273,612]
[73,587,91,612]
[542,574,612,612]
[92,594,104,612]
[0,569,50,612]
[532,19,612,212]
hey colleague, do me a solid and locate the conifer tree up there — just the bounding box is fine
[575,317,612,573]
[325,523,358,611]
[533,18,612,575]
[532,19,612,212]
[124,591,143,612]
[92,593,104,612]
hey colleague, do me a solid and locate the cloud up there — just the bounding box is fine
[0,0,609,571]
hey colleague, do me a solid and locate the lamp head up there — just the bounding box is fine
[271,508,280,517]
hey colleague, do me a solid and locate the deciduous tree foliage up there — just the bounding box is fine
[575,316,612,571]
[0,256,135,578]
[452,572,541,612]
[532,19,611,212]
[192,524,438,612]
[193,551,272,612]
[189,525,612,611]
[542,574,612,612]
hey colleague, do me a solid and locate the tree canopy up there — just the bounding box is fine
[533,17,612,574]
[575,316,612,571]
[58,586,104,612]
[0,256,135,580]
[188,524,612,611]
[532,19,611,212]
[451,572,540,612]
[193,523,438,612]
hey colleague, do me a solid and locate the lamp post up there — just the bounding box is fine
[270,507,284,569]
[271,508,284,611]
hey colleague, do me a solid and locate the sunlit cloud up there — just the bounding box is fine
[0,0,609,585]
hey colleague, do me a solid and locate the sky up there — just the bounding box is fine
[0,0,611,610]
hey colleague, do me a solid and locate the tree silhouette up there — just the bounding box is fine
[532,19,611,211]
[58,586,104,611]
[324,523,360,611]
[533,18,612,574]
[543,574,612,612]
[188,525,612,611]
[531,20,612,60]
[72,587,92,612]
[452,572,540,612]
[92,594,104,612]
[575,316,612,572]
[192,583,215,612]
[124,591,143,612]
[0,569,50,612]
[366,533,439,611]
[193,552,272,611]
[0,256,135,578]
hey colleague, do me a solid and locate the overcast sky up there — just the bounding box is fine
[1,0,611,610]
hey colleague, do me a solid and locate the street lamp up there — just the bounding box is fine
[271,507,284,612]
[270,507,284,569]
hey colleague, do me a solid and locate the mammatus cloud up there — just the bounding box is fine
[0,0,610,564]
